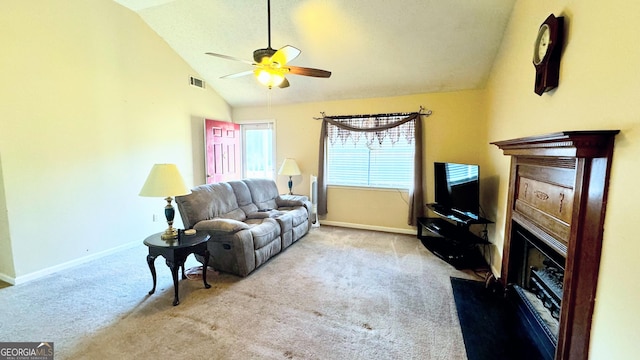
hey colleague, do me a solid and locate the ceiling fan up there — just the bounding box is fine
[205,0,331,89]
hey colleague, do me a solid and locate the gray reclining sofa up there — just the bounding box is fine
[175,178,312,277]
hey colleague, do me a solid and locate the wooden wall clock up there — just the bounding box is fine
[533,14,564,95]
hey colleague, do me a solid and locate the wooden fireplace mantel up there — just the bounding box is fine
[492,130,619,158]
[492,130,619,360]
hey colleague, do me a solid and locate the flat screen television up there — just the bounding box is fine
[434,162,480,220]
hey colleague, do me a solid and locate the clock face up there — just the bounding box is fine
[533,24,551,65]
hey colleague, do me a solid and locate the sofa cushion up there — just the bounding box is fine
[279,206,309,227]
[246,210,285,219]
[245,218,281,249]
[228,180,260,215]
[242,178,279,210]
[176,182,246,228]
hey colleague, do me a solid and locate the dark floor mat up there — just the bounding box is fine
[451,277,543,360]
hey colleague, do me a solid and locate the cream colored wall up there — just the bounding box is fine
[484,0,640,358]
[0,0,231,283]
[233,90,487,233]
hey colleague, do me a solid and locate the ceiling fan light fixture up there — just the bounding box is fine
[255,68,285,88]
[205,0,331,89]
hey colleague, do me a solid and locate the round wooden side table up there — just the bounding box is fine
[143,231,211,306]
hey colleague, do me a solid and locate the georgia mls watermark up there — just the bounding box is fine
[0,342,53,360]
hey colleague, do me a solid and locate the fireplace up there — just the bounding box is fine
[493,131,618,360]
[507,223,565,359]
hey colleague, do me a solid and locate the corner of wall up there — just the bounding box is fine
[0,153,16,283]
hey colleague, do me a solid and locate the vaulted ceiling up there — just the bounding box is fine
[113,0,516,107]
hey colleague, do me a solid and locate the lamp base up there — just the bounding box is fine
[161,228,178,240]
[162,196,178,240]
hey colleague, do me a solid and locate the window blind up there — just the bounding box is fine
[327,138,414,189]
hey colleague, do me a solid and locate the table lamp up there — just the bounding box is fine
[278,158,301,195]
[139,164,191,240]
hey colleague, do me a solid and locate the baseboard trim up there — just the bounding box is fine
[489,263,500,279]
[480,243,501,280]
[319,221,416,235]
[0,272,15,285]
[8,241,140,285]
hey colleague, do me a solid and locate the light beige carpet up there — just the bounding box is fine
[0,226,482,359]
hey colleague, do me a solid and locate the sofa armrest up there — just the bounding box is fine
[193,218,250,233]
[277,194,309,208]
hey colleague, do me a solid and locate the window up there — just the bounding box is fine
[326,121,415,189]
[241,121,275,179]
[317,112,426,224]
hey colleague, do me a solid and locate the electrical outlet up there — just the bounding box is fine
[152,214,157,222]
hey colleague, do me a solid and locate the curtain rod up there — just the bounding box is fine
[314,106,432,120]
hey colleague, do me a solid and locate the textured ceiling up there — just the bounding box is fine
[113,0,516,108]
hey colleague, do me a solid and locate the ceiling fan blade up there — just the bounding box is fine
[205,52,254,65]
[287,66,332,78]
[278,78,290,88]
[220,70,254,79]
[271,45,301,65]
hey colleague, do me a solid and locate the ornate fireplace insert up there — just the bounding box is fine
[509,223,565,357]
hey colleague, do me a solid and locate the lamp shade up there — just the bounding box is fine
[278,158,301,176]
[139,164,191,197]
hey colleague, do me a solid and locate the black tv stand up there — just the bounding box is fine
[417,204,492,269]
